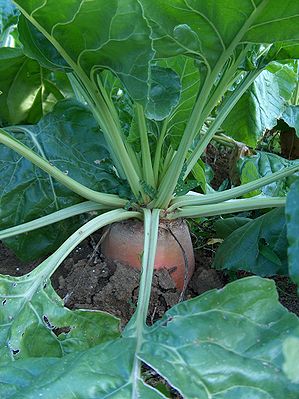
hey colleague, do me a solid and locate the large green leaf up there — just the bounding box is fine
[15,1,299,108]
[0,338,167,399]
[281,105,299,138]
[141,277,299,399]
[238,151,299,197]
[17,8,180,122]
[140,1,299,64]
[0,47,70,126]
[138,1,299,160]
[0,208,138,371]
[15,0,154,105]
[2,277,299,398]
[0,99,122,260]
[286,180,299,291]
[213,208,288,276]
[222,63,297,146]
[0,270,120,364]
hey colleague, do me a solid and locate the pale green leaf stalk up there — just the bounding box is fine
[136,103,155,190]
[0,201,106,240]
[131,209,160,397]
[169,197,286,219]
[0,128,127,208]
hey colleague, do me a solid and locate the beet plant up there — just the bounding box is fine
[0,1,299,398]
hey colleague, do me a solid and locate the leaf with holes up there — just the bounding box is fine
[2,277,299,399]
[0,337,167,399]
[0,266,120,364]
[140,277,299,399]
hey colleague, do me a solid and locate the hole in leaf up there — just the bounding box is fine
[142,363,182,398]
[259,237,268,246]
[2,299,7,306]
[12,283,17,287]
[53,326,71,336]
[43,283,47,289]
[11,349,20,355]
[43,315,54,330]
[160,316,174,328]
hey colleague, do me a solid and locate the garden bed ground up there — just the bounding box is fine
[0,234,298,326]
[0,237,225,325]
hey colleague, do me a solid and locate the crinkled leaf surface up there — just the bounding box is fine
[222,63,297,146]
[1,277,299,399]
[0,99,122,260]
[0,47,69,126]
[0,338,167,399]
[15,1,299,110]
[286,180,299,291]
[283,337,299,384]
[140,0,299,63]
[213,208,288,276]
[281,105,299,138]
[0,267,120,364]
[18,9,179,123]
[145,65,181,121]
[141,277,299,399]
[139,1,299,148]
[160,56,201,147]
[18,3,183,123]
[238,151,299,197]
[15,0,154,105]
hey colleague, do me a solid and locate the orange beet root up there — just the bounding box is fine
[101,218,195,291]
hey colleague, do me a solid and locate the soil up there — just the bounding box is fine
[204,143,232,190]
[0,235,224,326]
[1,233,298,324]
[280,129,299,160]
